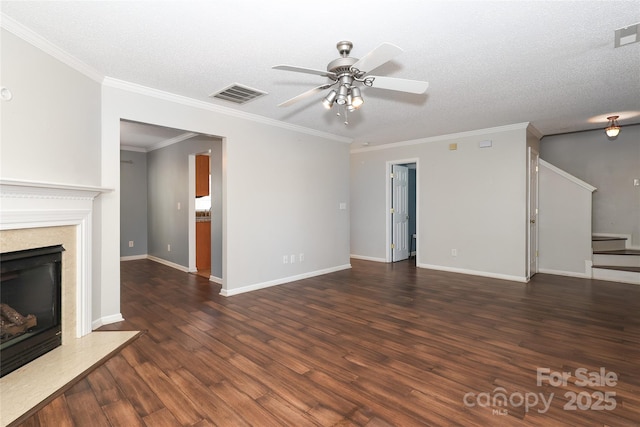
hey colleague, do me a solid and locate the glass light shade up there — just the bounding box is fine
[605,116,620,137]
[350,87,364,109]
[322,90,337,109]
[605,126,620,137]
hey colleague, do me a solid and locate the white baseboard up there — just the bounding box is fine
[220,264,352,297]
[418,263,529,283]
[537,268,591,279]
[120,254,147,261]
[209,275,222,284]
[92,313,125,330]
[350,254,386,263]
[147,255,189,272]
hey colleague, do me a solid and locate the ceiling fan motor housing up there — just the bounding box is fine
[327,57,359,80]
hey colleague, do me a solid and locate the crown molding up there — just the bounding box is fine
[120,145,147,153]
[350,122,532,153]
[103,77,353,144]
[1,13,351,145]
[1,13,104,84]
[148,132,199,152]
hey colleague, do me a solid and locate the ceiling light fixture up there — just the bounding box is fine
[605,115,621,137]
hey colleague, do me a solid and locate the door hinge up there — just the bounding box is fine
[536,250,539,257]
[390,208,395,214]
[390,172,395,178]
[391,243,395,249]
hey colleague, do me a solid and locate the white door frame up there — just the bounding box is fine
[527,147,539,279]
[386,159,419,263]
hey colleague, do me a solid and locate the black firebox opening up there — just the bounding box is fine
[1,245,64,377]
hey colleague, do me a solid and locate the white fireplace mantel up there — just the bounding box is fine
[0,178,113,337]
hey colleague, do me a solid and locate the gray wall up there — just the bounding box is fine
[351,125,531,281]
[120,150,148,257]
[540,125,640,247]
[147,135,219,268]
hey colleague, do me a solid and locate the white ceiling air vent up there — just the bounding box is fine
[209,83,267,104]
[615,23,639,48]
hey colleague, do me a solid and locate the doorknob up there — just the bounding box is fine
[530,219,536,224]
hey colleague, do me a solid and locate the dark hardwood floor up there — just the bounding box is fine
[16,259,640,426]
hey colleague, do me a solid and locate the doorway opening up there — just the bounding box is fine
[386,160,418,263]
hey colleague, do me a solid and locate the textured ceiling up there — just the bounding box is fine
[2,1,639,148]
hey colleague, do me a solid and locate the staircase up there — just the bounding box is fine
[592,236,640,285]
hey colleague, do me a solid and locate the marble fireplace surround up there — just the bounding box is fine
[0,179,139,426]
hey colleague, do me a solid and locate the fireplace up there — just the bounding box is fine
[0,245,64,377]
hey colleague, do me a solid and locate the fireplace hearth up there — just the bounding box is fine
[0,245,64,377]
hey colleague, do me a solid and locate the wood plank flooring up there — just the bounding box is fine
[15,259,640,426]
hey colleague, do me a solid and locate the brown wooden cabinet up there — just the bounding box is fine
[196,220,211,270]
[195,155,209,197]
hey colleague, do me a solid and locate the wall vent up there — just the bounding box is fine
[209,83,267,104]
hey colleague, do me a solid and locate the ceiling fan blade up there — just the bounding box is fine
[278,84,334,107]
[365,75,429,94]
[351,43,403,74]
[273,65,336,79]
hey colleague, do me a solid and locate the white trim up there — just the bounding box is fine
[351,122,532,153]
[91,313,125,330]
[418,263,529,283]
[120,254,147,261]
[527,123,544,140]
[120,145,147,153]
[220,264,352,297]
[209,275,223,284]
[0,13,104,83]
[538,268,591,279]
[539,160,597,192]
[1,181,110,337]
[103,77,353,144]
[147,255,190,272]
[0,178,112,198]
[350,254,387,263]
[386,158,419,263]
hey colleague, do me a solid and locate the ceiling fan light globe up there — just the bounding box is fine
[322,90,337,109]
[605,115,621,137]
[351,87,364,108]
[605,126,620,137]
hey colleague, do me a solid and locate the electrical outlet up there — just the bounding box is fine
[168,244,171,252]
[634,178,640,187]
[128,240,134,248]
[177,202,181,210]
[451,249,457,257]
[290,254,296,264]
[283,255,288,264]
[299,253,304,262]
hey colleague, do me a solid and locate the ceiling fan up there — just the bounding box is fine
[273,41,429,123]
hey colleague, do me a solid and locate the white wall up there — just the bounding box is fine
[538,160,595,277]
[102,80,352,297]
[351,124,531,281]
[0,29,102,185]
[0,27,115,326]
[541,126,640,247]
[2,24,352,326]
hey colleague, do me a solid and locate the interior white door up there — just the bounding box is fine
[528,149,539,278]
[392,164,410,262]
